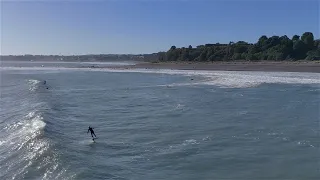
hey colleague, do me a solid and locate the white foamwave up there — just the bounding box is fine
[80,61,136,65]
[173,103,185,110]
[202,71,320,88]
[1,111,48,180]
[297,140,315,148]
[28,79,40,84]
[26,111,36,118]
[10,112,46,151]
[3,111,46,152]
[182,139,199,145]
[3,66,320,88]
[95,68,320,88]
[27,79,41,91]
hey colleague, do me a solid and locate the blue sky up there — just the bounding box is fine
[1,0,319,55]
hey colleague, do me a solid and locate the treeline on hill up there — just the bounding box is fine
[158,32,320,62]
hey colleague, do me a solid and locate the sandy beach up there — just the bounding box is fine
[116,61,320,73]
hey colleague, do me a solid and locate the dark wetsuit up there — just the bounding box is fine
[87,127,97,138]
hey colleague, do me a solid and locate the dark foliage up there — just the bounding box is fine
[158,32,319,62]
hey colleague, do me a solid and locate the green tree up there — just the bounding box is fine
[268,36,280,47]
[301,32,314,50]
[248,45,260,54]
[206,48,214,60]
[258,35,268,45]
[314,40,320,48]
[160,32,315,61]
[293,40,308,59]
[292,35,300,41]
[232,53,242,60]
[234,41,249,54]
[158,52,166,61]
[207,55,214,62]
[199,49,208,61]
[170,46,176,50]
[189,50,201,61]
[178,48,189,61]
[306,49,320,60]
[246,53,258,61]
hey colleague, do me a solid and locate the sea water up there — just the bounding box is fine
[0,61,319,179]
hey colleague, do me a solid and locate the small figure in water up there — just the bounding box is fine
[87,126,97,140]
[43,80,49,89]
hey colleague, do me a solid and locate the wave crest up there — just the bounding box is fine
[27,79,41,91]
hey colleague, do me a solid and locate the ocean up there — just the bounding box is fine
[0,61,319,180]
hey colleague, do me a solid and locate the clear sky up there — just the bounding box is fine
[1,0,319,55]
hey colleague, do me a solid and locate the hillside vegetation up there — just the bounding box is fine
[158,32,319,62]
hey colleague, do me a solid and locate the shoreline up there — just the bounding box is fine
[114,61,320,73]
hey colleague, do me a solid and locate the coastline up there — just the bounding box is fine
[114,61,320,73]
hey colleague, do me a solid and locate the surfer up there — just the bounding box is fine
[43,80,49,89]
[87,126,97,139]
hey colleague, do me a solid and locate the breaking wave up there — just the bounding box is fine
[101,69,320,88]
[2,66,320,88]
